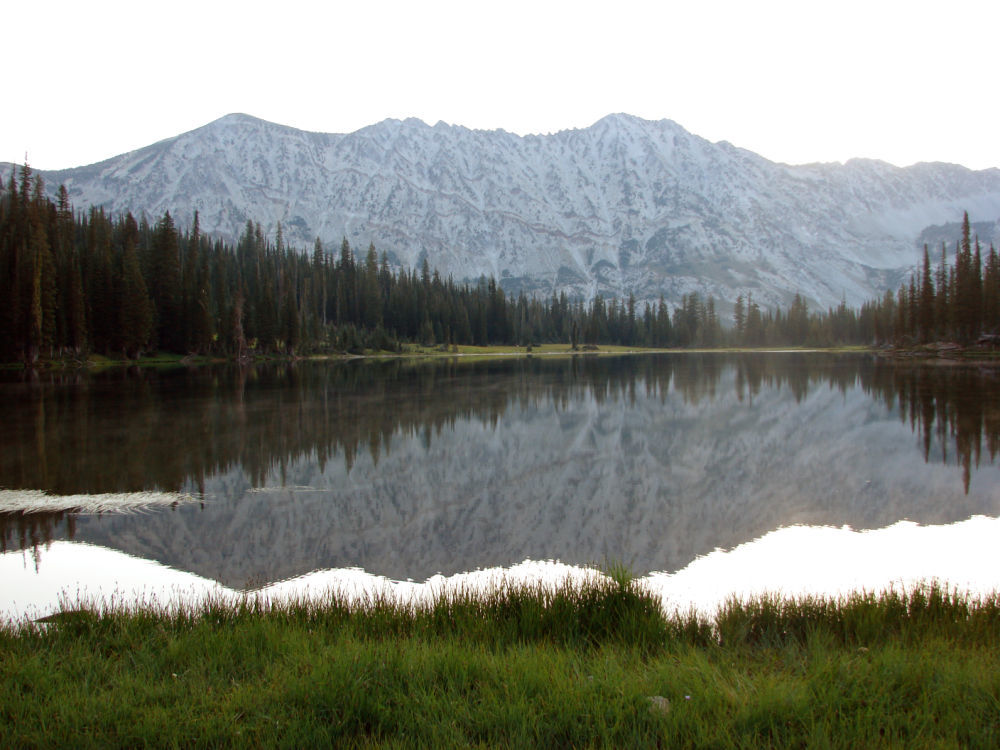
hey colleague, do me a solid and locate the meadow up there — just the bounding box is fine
[3,573,999,747]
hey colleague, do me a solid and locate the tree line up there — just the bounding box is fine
[2,164,998,362]
[859,213,1000,346]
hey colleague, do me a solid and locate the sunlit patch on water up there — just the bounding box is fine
[0,490,198,515]
[645,515,1000,615]
[254,560,607,607]
[4,516,1000,624]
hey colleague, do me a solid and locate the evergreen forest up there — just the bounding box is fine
[2,165,999,363]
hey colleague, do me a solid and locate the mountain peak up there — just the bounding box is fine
[215,112,260,124]
[202,113,273,130]
[591,113,686,133]
[32,114,1000,313]
[594,112,645,127]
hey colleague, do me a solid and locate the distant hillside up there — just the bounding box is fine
[12,113,1000,311]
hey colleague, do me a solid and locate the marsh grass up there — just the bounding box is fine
[3,579,999,747]
[716,584,1000,649]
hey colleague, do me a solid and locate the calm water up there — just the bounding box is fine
[3,353,1000,619]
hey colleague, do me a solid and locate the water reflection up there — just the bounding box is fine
[6,516,1000,622]
[5,355,1000,494]
[2,354,1000,590]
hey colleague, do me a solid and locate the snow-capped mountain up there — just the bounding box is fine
[20,113,1000,310]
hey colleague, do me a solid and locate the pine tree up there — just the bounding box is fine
[29,176,57,357]
[312,237,327,328]
[733,294,746,342]
[983,244,1000,334]
[788,293,809,343]
[935,243,949,339]
[893,285,909,343]
[953,213,977,342]
[256,280,278,352]
[748,298,765,345]
[150,211,182,352]
[361,242,382,330]
[335,237,355,326]
[180,211,200,345]
[656,296,671,346]
[280,278,299,354]
[5,165,34,360]
[918,245,935,342]
[66,246,87,354]
[972,238,983,339]
[53,185,75,351]
[85,207,116,353]
[119,216,153,358]
[701,296,719,346]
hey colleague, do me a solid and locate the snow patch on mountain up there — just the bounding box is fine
[18,113,1000,312]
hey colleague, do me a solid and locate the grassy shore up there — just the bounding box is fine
[5,343,872,371]
[11,341,1000,371]
[3,575,999,748]
[3,343,670,369]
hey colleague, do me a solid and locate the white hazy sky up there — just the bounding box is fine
[5,0,999,171]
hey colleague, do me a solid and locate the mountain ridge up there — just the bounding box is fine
[7,113,1000,311]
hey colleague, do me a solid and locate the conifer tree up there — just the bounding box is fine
[85,207,115,353]
[150,211,182,351]
[256,280,278,352]
[65,245,87,354]
[53,185,74,349]
[788,293,809,343]
[312,237,327,328]
[181,211,200,345]
[983,244,1000,334]
[743,294,763,345]
[29,176,57,358]
[733,294,746,341]
[280,279,299,354]
[972,238,983,339]
[918,245,935,342]
[656,296,671,346]
[119,217,153,358]
[935,243,949,339]
[361,242,382,329]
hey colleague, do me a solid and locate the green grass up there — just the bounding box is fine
[3,579,1000,747]
[7,344,884,371]
[396,342,672,357]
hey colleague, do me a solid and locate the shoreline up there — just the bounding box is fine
[21,340,1000,370]
[2,344,879,372]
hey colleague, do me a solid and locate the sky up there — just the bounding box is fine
[5,0,999,171]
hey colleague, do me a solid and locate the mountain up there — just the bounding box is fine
[16,113,1000,311]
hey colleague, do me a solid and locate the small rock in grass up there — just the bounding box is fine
[648,695,671,715]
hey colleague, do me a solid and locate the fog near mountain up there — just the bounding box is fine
[17,113,1000,311]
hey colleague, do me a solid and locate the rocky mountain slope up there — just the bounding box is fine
[16,113,1000,310]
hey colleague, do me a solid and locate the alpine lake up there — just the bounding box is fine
[3,351,1000,621]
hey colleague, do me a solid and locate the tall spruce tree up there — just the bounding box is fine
[119,215,153,358]
[984,244,1000,334]
[150,212,182,352]
[918,245,935,342]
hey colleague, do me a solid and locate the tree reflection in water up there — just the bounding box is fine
[2,354,999,559]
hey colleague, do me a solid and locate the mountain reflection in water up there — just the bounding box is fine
[2,353,1000,594]
[5,516,1000,622]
